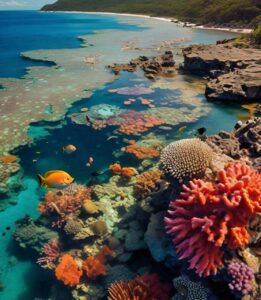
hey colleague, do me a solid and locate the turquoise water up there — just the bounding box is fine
[0,11,254,300]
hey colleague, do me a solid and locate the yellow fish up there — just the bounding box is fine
[63,144,77,154]
[178,126,187,132]
[37,170,74,189]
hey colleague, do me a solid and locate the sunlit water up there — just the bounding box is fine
[0,11,253,300]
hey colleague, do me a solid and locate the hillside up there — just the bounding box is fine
[41,0,261,27]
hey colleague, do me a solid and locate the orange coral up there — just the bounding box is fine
[55,254,82,287]
[0,154,17,163]
[109,163,136,178]
[82,246,113,280]
[108,273,171,300]
[125,141,160,160]
[135,169,163,200]
[38,184,92,227]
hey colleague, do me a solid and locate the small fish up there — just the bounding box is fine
[89,157,94,164]
[37,170,74,190]
[86,163,91,168]
[175,134,181,139]
[2,232,6,237]
[91,170,105,176]
[63,144,77,154]
[197,127,206,135]
[178,126,187,132]
[6,227,10,231]
[107,136,118,141]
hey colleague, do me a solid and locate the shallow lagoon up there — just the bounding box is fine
[0,11,256,300]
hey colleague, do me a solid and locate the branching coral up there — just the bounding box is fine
[37,239,60,269]
[109,163,136,178]
[134,169,163,200]
[108,273,171,300]
[55,254,82,287]
[160,138,213,181]
[126,141,160,160]
[82,246,113,280]
[165,161,261,277]
[38,184,92,227]
[227,259,254,297]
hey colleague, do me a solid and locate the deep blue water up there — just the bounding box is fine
[0,10,140,78]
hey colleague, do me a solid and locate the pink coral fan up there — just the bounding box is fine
[227,259,254,296]
[38,184,92,227]
[37,239,60,269]
[165,162,261,277]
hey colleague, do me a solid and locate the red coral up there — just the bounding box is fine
[165,162,261,277]
[55,254,82,287]
[37,239,60,269]
[108,273,171,300]
[38,184,92,227]
[82,246,113,280]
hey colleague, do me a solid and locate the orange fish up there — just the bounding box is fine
[37,170,74,189]
[63,144,77,154]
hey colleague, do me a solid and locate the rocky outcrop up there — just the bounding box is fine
[182,41,261,102]
[108,51,175,80]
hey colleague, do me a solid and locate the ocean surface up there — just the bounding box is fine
[0,10,256,300]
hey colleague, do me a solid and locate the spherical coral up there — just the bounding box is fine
[108,273,171,300]
[109,163,136,177]
[82,246,113,280]
[63,219,82,235]
[165,162,261,277]
[55,254,82,287]
[134,169,163,200]
[82,199,99,214]
[160,138,213,181]
[172,275,209,300]
[90,220,108,236]
[126,141,160,160]
[227,259,254,297]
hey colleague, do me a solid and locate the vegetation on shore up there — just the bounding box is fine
[41,0,261,28]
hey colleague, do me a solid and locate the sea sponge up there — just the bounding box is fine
[90,220,108,236]
[82,246,113,280]
[82,199,99,214]
[55,254,82,287]
[64,219,82,235]
[172,275,209,300]
[160,138,213,181]
[108,273,171,300]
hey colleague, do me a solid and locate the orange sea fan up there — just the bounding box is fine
[55,254,82,287]
[82,246,113,280]
[108,273,171,300]
[125,141,160,160]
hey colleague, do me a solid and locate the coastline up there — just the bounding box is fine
[44,10,253,34]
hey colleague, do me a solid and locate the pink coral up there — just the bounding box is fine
[37,239,60,269]
[165,162,261,277]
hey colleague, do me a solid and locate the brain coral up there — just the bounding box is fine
[172,275,209,300]
[160,138,214,181]
[108,273,171,300]
[55,254,82,287]
[165,161,261,277]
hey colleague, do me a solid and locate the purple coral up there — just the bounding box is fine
[227,259,254,296]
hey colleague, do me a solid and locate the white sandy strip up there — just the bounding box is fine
[45,11,253,33]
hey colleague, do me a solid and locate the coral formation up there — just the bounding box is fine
[90,220,109,236]
[160,138,214,181]
[82,246,113,280]
[227,259,254,297]
[126,140,160,159]
[64,218,83,235]
[172,275,209,300]
[108,273,171,300]
[0,154,17,163]
[82,199,99,214]
[55,254,82,287]
[38,184,92,227]
[165,161,261,277]
[37,239,60,269]
[134,169,163,200]
[109,163,136,178]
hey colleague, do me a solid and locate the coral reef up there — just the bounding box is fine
[108,273,171,300]
[227,259,255,297]
[110,85,154,95]
[165,162,261,277]
[134,169,163,200]
[126,140,160,159]
[64,218,83,235]
[55,254,82,287]
[37,239,61,269]
[90,220,109,236]
[0,154,17,163]
[172,275,209,300]
[82,199,99,215]
[160,138,214,181]
[82,246,113,280]
[109,163,137,178]
[38,184,92,227]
